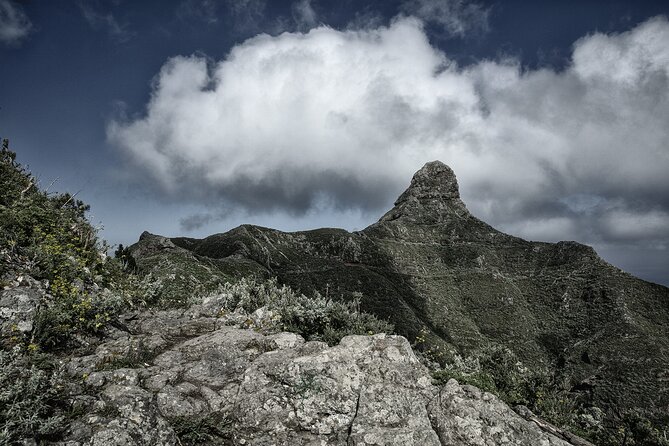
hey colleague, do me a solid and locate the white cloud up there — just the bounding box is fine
[572,17,669,85]
[0,0,32,46]
[108,15,669,255]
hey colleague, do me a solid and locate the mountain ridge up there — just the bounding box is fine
[131,161,669,442]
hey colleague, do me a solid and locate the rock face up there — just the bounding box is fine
[60,302,579,445]
[0,275,45,342]
[380,161,469,223]
[130,161,669,431]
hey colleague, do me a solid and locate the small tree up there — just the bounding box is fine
[114,244,136,271]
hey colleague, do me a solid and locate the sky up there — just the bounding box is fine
[1,0,668,286]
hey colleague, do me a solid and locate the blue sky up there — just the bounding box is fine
[1,0,668,286]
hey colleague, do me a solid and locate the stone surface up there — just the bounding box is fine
[0,284,43,343]
[429,380,568,446]
[380,161,469,223]
[55,306,579,446]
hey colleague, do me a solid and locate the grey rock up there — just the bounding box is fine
[429,380,569,445]
[380,160,469,224]
[0,286,42,341]
[57,307,584,446]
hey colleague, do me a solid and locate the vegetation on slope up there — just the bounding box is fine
[0,139,135,350]
[0,349,67,444]
[210,278,393,345]
[425,339,669,446]
[0,139,394,444]
[0,139,132,443]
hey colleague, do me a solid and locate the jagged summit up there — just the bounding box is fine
[380,160,470,223]
[400,161,460,201]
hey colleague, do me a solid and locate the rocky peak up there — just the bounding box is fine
[379,161,470,224]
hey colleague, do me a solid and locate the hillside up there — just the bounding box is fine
[130,161,669,444]
[1,142,666,445]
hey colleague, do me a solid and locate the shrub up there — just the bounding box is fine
[580,410,669,446]
[114,244,137,272]
[432,346,577,431]
[0,348,67,445]
[212,279,393,345]
[0,140,133,349]
[431,344,669,446]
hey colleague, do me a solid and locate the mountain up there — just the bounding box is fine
[131,161,669,442]
[1,144,665,444]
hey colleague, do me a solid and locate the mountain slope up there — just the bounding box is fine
[131,161,669,442]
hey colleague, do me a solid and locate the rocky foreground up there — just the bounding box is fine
[59,294,588,445]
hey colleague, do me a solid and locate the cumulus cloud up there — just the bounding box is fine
[108,15,669,257]
[0,0,32,46]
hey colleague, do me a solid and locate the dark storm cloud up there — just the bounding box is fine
[160,163,398,218]
[179,212,216,231]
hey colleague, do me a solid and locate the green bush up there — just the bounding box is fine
[432,346,577,430]
[0,140,133,349]
[0,348,67,445]
[213,279,393,345]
